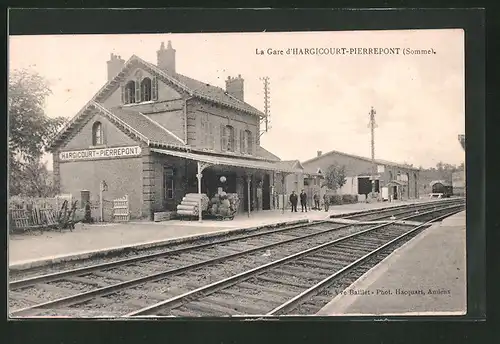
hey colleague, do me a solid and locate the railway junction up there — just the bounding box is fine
[8,197,466,317]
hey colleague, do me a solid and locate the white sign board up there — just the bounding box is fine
[59,146,142,161]
[377,165,385,173]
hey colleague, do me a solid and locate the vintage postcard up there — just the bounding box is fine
[8,29,466,318]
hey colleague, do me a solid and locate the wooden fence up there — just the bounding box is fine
[113,195,130,222]
[9,194,130,232]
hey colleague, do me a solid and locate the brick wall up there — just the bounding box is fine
[62,112,138,150]
[59,156,143,218]
[56,111,146,218]
[187,99,260,152]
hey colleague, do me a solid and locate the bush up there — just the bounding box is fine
[329,195,343,205]
[342,194,358,204]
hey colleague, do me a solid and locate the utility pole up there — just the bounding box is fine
[260,76,271,137]
[369,106,378,195]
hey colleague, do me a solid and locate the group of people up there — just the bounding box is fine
[289,190,329,212]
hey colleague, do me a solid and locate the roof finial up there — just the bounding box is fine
[167,40,173,49]
[160,41,165,50]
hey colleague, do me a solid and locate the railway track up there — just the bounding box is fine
[10,198,463,282]
[340,198,463,222]
[9,201,464,317]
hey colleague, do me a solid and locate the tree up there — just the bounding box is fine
[322,163,348,194]
[9,69,67,196]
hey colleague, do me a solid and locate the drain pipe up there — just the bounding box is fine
[183,96,194,144]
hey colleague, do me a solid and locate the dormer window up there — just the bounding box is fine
[141,77,152,101]
[123,81,136,104]
[221,125,235,152]
[92,121,103,145]
[122,76,158,104]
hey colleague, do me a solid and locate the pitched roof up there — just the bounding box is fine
[430,180,452,187]
[302,149,419,171]
[303,166,324,176]
[108,106,185,146]
[136,56,265,118]
[48,101,187,151]
[274,160,304,171]
[256,146,281,161]
[172,73,265,118]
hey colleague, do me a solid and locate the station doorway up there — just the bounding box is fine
[262,174,271,210]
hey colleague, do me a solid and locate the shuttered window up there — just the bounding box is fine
[124,81,136,104]
[208,122,214,149]
[245,130,253,155]
[200,117,206,147]
[152,76,158,100]
[141,77,152,101]
[240,129,245,153]
[221,125,235,152]
[135,79,141,103]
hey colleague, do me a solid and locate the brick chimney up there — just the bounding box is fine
[225,74,244,101]
[106,53,125,81]
[317,150,322,157]
[157,41,176,74]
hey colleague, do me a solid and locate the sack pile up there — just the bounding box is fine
[176,193,209,217]
[208,192,240,217]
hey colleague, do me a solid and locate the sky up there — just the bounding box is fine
[8,30,465,169]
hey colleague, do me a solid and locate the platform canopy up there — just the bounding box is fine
[151,148,303,174]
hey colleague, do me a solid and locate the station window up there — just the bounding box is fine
[222,125,235,152]
[141,77,152,101]
[164,168,174,200]
[92,121,103,146]
[123,81,136,104]
[244,130,253,155]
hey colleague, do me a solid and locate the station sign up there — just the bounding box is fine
[59,146,142,161]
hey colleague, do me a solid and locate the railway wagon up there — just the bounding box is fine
[430,181,453,198]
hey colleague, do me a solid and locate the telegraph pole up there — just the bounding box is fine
[369,107,378,195]
[260,76,271,137]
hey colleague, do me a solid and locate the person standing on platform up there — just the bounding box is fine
[313,193,320,210]
[300,189,308,212]
[323,193,330,212]
[289,191,298,212]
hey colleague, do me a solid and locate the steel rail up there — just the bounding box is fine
[11,199,458,289]
[266,209,463,316]
[11,198,462,288]
[124,204,463,317]
[10,203,463,317]
[340,199,463,220]
[335,198,462,219]
[10,220,328,289]
[9,221,371,316]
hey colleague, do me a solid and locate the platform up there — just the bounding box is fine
[8,199,425,270]
[316,210,466,316]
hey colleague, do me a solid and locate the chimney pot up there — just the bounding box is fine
[225,75,244,101]
[317,151,322,157]
[107,52,125,81]
[157,41,176,74]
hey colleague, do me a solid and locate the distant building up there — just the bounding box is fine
[301,149,420,202]
[454,134,466,196]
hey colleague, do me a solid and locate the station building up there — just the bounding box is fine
[48,41,302,220]
[300,150,420,201]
